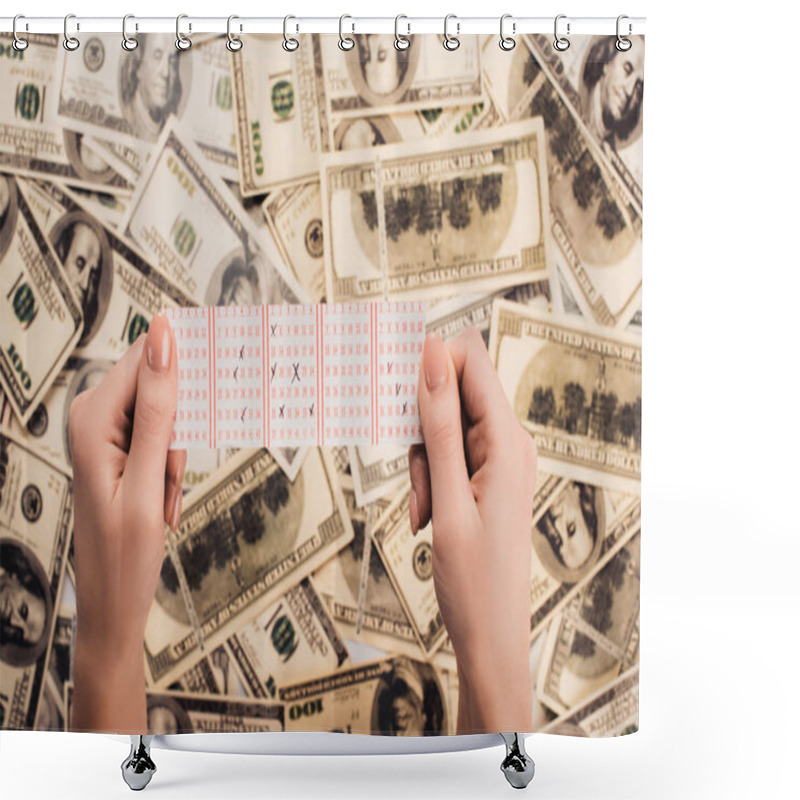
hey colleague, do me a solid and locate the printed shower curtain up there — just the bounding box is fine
[0,28,643,736]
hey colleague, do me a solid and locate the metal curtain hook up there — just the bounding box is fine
[616,14,632,51]
[338,14,354,51]
[499,14,516,51]
[226,15,242,52]
[554,14,570,51]
[176,14,192,51]
[63,13,80,51]
[122,14,138,51]
[443,14,460,51]
[394,15,410,51]
[12,14,29,51]
[283,15,299,52]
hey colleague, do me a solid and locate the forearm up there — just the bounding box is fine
[71,633,148,734]
[457,652,532,734]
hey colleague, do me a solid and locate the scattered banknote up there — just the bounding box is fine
[220,576,350,700]
[232,35,323,196]
[0,174,83,425]
[313,477,416,659]
[542,664,638,737]
[279,653,450,735]
[53,34,239,182]
[143,447,353,688]
[121,120,305,307]
[0,34,132,192]
[18,178,192,361]
[489,299,642,494]
[536,531,640,715]
[321,118,552,303]
[0,431,72,730]
[525,34,644,213]
[313,33,482,121]
[510,46,642,328]
[370,488,446,658]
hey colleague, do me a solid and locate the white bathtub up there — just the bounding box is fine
[106,731,535,790]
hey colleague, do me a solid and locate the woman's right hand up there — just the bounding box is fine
[409,329,536,733]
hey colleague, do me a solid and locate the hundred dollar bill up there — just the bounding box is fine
[0,431,72,730]
[53,34,239,182]
[313,33,482,120]
[17,178,193,361]
[0,34,132,192]
[143,447,353,689]
[536,531,640,715]
[121,120,306,307]
[371,488,446,658]
[65,683,284,733]
[279,653,450,735]
[314,478,418,660]
[222,576,350,700]
[321,118,552,303]
[345,282,552,508]
[0,174,83,426]
[489,300,641,493]
[232,34,322,196]
[263,102,496,306]
[530,477,640,641]
[511,52,642,329]
[526,34,644,212]
[542,664,638,737]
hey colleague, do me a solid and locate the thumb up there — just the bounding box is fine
[417,333,472,527]
[125,313,178,514]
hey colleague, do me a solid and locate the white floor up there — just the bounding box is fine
[2,595,797,799]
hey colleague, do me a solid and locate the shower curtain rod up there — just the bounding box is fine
[0,15,646,36]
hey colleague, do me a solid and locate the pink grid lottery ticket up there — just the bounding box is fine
[164,302,425,449]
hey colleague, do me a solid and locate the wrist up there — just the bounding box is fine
[72,629,147,733]
[457,649,532,733]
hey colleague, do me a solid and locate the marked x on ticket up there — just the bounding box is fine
[165,302,425,449]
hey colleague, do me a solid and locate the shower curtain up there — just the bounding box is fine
[0,28,643,737]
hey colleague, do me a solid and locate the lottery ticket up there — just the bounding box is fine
[165,302,425,448]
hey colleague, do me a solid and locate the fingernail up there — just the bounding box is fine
[423,333,448,393]
[146,314,171,374]
[409,488,419,535]
[169,489,182,532]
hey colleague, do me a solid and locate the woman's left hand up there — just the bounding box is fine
[69,313,185,731]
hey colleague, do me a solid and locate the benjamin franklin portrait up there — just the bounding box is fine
[0,540,54,668]
[533,481,604,583]
[50,212,113,347]
[372,658,445,735]
[579,36,645,151]
[205,249,283,307]
[119,34,190,141]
